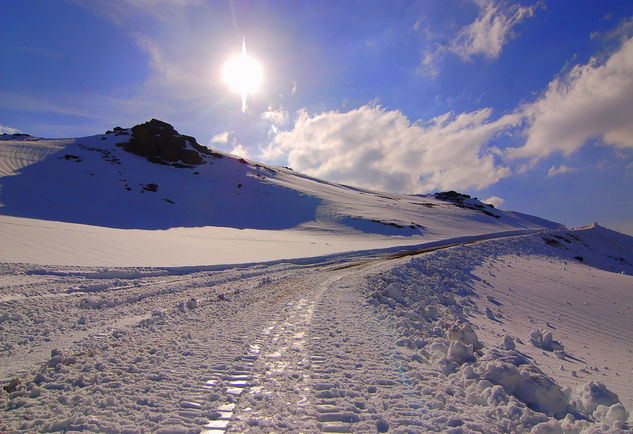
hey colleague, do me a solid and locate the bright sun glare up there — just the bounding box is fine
[222,38,263,113]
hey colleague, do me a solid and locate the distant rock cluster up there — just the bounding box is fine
[434,190,501,219]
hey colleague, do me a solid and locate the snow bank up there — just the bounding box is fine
[366,228,632,431]
[477,349,569,417]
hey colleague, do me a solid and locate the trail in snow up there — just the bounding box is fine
[1,227,632,432]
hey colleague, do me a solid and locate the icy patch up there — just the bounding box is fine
[204,419,230,429]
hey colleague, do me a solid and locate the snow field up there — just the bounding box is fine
[2,225,631,432]
[469,244,633,413]
[0,138,65,178]
[1,130,632,432]
[367,225,633,432]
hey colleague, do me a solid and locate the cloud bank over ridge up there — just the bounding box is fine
[264,34,633,195]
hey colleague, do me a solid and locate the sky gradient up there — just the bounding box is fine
[1,0,632,234]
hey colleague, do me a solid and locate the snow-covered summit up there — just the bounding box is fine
[0,119,559,233]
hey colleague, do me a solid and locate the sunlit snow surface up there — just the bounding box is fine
[1,134,632,432]
[0,132,556,266]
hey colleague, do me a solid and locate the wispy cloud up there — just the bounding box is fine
[547,165,578,178]
[73,0,231,102]
[63,0,252,139]
[420,1,539,74]
[230,143,249,158]
[263,104,518,194]
[591,17,633,43]
[450,1,537,61]
[70,0,204,25]
[0,91,102,119]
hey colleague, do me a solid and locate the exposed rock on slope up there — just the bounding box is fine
[121,119,215,167]
[434,190,501,219]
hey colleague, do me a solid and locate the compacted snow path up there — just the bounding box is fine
[1,226,632,432]
[188,258,420,433]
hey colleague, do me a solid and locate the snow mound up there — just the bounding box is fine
[574,381,620,416]
[529,329,564,352]
[447,321,483,350]
[477,349,569,417]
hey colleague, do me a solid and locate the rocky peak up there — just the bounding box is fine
[122,119,207,167]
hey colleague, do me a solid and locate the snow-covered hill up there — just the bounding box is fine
[1,121,632,432]
[0,120,557,266]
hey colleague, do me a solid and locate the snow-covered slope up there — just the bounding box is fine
[0,121,558,266]
[1,122,632,432]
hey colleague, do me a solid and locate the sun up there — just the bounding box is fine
[222,38,263,113]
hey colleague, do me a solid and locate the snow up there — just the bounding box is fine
[0,132,556,266]
[1,129,632,432]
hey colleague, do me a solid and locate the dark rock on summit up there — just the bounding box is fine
[434,191,471,204]
[435,190,501,219]
[122,119,210,167]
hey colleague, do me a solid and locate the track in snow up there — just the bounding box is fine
[2,228,631,433]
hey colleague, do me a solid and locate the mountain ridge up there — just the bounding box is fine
[0,119,561,234]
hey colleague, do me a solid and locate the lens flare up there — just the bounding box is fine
[222,38,263,113]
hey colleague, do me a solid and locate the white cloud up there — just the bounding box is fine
[547,164,578,178]
[230,143,249,159]
[509,35,633,159]
[0,124,20,134]
[450,1,537,61]
[265,30,633,194]
[483,195,505,208]
[209,131,230,145]
[261,106,289,126]
[264,104,519,194]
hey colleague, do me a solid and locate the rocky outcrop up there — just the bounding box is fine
[434,190,501,219]
[121,119,212,167]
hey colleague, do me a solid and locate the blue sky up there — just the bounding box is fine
[1,0,633,234]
